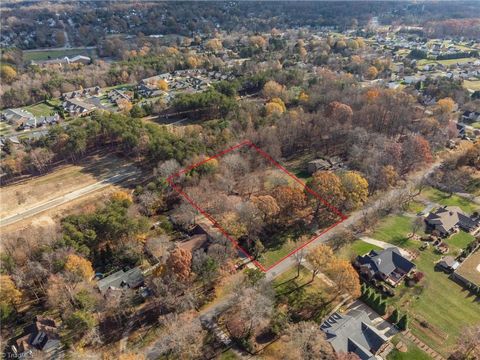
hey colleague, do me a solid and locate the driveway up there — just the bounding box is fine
[360,236,412,260]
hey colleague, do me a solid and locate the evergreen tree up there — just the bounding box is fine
[391,309,400,324]
[398,314,408,330]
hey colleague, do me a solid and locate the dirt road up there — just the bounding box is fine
[0,169,137,227]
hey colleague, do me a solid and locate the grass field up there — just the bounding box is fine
[463,79,480,91]
[448,231,475,250]
[274,265,327,295]
[387,336,432,360]
[417,57,477,68]
[22,102,57,117]
[0,122,12,136]
[371,214,420,247]
[260,239,302,269]
[338,240,382,260]
[22,47,97,62]
[422,187,479,213]
[367,212,480,356]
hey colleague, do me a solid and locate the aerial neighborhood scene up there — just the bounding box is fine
[1,1,480,359]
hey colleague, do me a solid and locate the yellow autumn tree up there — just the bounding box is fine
[187,56,200,68]
[249,35,267,49]
[165,47,179,56]
[117,98,133,113]
[366,66,379,80]
[340,171,369,209]
[157,79,169,91]
[1,64,17,83]
[205,38,223,51]
[298,91,309,102]
[437,97,455,114]
[266,99,286,116]
[111,190,133,204]
[0,275,22,315]
[65,254,95,281]
[326,258,361,299]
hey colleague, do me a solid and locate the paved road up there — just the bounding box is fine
[0,170,137,227]
[266,158,443,280]
[146,158,446,358]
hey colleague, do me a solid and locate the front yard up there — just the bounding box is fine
[421,187,480,213]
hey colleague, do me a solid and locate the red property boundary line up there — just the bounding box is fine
[167,140,348,272]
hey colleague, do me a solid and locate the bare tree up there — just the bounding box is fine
[274,321,335,360]
[152,312,206,359]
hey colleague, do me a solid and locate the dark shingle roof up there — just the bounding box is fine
[357,248,415,277]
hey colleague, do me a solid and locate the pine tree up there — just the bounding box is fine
[391,309,400,324]
[398,314,409,330]
[378,300,387,316]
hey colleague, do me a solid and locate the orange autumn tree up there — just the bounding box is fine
[326,258,361,299]
[166,247,192,281]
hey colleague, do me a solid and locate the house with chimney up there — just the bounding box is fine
[425,206,480,237]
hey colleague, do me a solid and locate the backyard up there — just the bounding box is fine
[360,207,480,356]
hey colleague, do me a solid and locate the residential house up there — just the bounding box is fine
[61,86,101,100]
[8,316,62,359]
[108,89,132,104]
[62,98,97,116]
[97,267,144,295]
[179,234,209,253]
[355,248,416,287]
[436,255,460,272]
[425,206,480,237]
[307,157,344,174]
[321,309,389,360]
[137,82,166,98]
[1,108,35,126]
[20,114,60,130]
[461,110,480,124]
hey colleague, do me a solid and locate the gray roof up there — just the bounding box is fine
[357,247,415,278]
[426,206,479,234]
[321,309,387,360]
[97,268,144,294]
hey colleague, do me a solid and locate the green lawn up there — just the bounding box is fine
[338,240,382,260]
[406,201,426,214]
[260,240,300,269]
[416,57,478,68]
[216,349,239,360]
[22,102,57,117]
[371,214,420,248]
[23,47,97,62]
[463,80,480,92]
[370,214,480,356]
[274,265,325,295]
[448,231,475,250]
[422,187,479,213]
[388,337,432,360]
